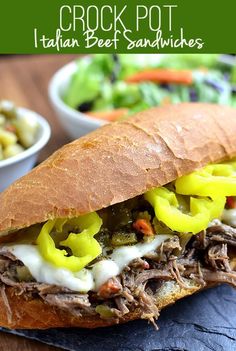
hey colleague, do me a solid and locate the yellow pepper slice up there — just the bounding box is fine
[36,212,102,272]
[144,187,225,234]
[60,213,102,258]
[175,163,236,197]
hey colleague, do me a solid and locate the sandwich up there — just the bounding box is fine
[0,102,236,329]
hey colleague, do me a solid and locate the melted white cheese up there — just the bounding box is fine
[222,209,236,227]
[8,234,170,293]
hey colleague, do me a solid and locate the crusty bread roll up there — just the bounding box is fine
[0,280,200,329]
[0,103,236,236]
[0,102,235,329]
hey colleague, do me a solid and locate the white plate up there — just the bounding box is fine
[48,60,106,140]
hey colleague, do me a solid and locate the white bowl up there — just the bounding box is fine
[48,60,106,140]
[0,108,51,192]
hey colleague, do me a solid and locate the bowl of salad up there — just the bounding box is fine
[49,54,236,139]
[0,100,51,192]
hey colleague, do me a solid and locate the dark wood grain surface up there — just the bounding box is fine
[0,332,62,351]
[0,54,80,351]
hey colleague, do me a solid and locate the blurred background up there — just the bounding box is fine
[0,53,236,163]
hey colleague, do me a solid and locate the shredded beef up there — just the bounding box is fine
[134,269,172,285]
[114,296,129,315]
[0,221,236,323]
[207,243,231,271]
[43,293,94,317]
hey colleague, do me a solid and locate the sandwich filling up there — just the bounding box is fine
[0,160,236,323]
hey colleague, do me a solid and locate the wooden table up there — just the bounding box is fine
[0,54,80,350]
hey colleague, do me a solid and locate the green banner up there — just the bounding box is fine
[0,0,235,53]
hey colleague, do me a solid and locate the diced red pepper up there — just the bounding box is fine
[143,261,150,269]
[98,278,121,298]
[133,219,154,236]
[226,196,236,209]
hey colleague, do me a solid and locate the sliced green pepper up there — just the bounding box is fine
[144,187,225,234]
[36,212,102,272]
[175,163,236,197]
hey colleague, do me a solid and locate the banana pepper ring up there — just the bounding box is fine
[144,187,225,234]
[175,162,236,197]
[36,212,102,272]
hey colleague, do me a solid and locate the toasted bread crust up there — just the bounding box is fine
[0,103,236,235]
[0,281,200,329]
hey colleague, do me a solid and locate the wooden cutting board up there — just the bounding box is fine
[0,332,62,350]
